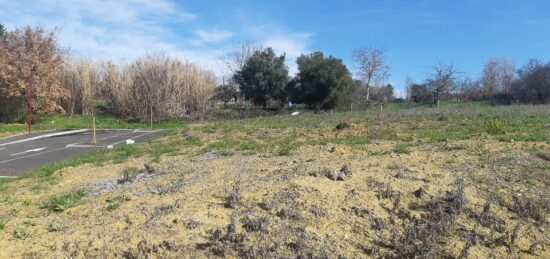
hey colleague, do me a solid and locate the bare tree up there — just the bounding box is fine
[481,57,516,98]
[425,63,458,108]
[352,46,390,103]
[498,57,515,95]
[405,76,415,102]
[481,58,499,98]
[221,41,263,101]
[222,41,263,75]
[456,76,483,102]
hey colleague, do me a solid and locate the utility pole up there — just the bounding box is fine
[27,65,35,134]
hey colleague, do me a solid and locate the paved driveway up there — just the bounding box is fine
[0,129,165,177]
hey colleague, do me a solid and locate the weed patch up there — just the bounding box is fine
[487,119,505,135]
[41,189,87,212]
[0,219,7,230]
[393,143,411,154]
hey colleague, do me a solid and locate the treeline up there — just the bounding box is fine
[0,25,216,122]
[407,58,550,105]
[218,44,394,112]
[1,24,549,122]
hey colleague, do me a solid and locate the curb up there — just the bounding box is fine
[0,129,89,147]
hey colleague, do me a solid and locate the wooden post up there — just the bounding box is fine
[150,105,153,130]
[92,115,96,145]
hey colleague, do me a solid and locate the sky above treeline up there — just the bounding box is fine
[1,0,549,96]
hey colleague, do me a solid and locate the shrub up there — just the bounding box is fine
[335,122,350,130]
[487,119,505,135]
[128,54,217,120]
[60,54,217,120]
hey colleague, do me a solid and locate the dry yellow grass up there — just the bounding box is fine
[0,109,549,258]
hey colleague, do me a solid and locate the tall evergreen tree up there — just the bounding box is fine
[233,47,288,108]
[294,52,353,112]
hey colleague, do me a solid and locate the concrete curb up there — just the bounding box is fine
[0,129,89,147]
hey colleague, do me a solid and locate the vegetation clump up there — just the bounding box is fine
[41,189,87,212]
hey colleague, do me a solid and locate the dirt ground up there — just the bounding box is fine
[0,111,549,258]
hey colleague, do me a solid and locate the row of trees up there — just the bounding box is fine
[221,44,394,112]
[2,23,548,122]
[0,25,217,122]
[223,41,550,110]
[406,58,550,105]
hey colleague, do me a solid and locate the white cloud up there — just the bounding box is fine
[0,0,227,74]
[0,0,314,78]
[243,23,312,75]
[263,35,309,58]
[193,29,233,44]
[262,33,311,75]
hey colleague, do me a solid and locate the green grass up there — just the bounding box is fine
[105,202,121,212]
[47,222,64,232]
[393,143,412,154]
[0,220,6,230]
[13,227,29,239]
[0,114,187,136]
[1,103,548,193]
[487,119,506,135]
[41,189,87,212]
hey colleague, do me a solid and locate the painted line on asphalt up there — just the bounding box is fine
[11,147,47,156]
[65,130,139,148]
[66,145,106,148]
[0,146,68,164]
[0,129,163,165]
[0,129,89,147]
[109,130,162,146]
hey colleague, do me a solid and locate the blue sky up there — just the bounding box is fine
[1,0,550,96]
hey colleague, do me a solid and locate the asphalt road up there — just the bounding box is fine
[0,129,165,177]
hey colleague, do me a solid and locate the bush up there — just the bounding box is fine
[129,54,217,120]
[60,54,217,121]
[487,119,505,135]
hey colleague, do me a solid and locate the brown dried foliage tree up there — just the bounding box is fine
[0,26,66,121]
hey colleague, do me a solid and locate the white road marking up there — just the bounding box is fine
[0,129,88,147]
[0,129,162,165]
[66,130,161,148]
[109,131,161,146]
[11,147,47,156]
[65,144,106,148]
[0,146,67,164]
[65,130,137,147]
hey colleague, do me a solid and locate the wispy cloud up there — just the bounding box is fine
[248,24,312,74]
[192,29,234,45]
[0,0,314,77]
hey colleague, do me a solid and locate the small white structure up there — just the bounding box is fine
[126,139,135,145]
[291,111,300,116]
